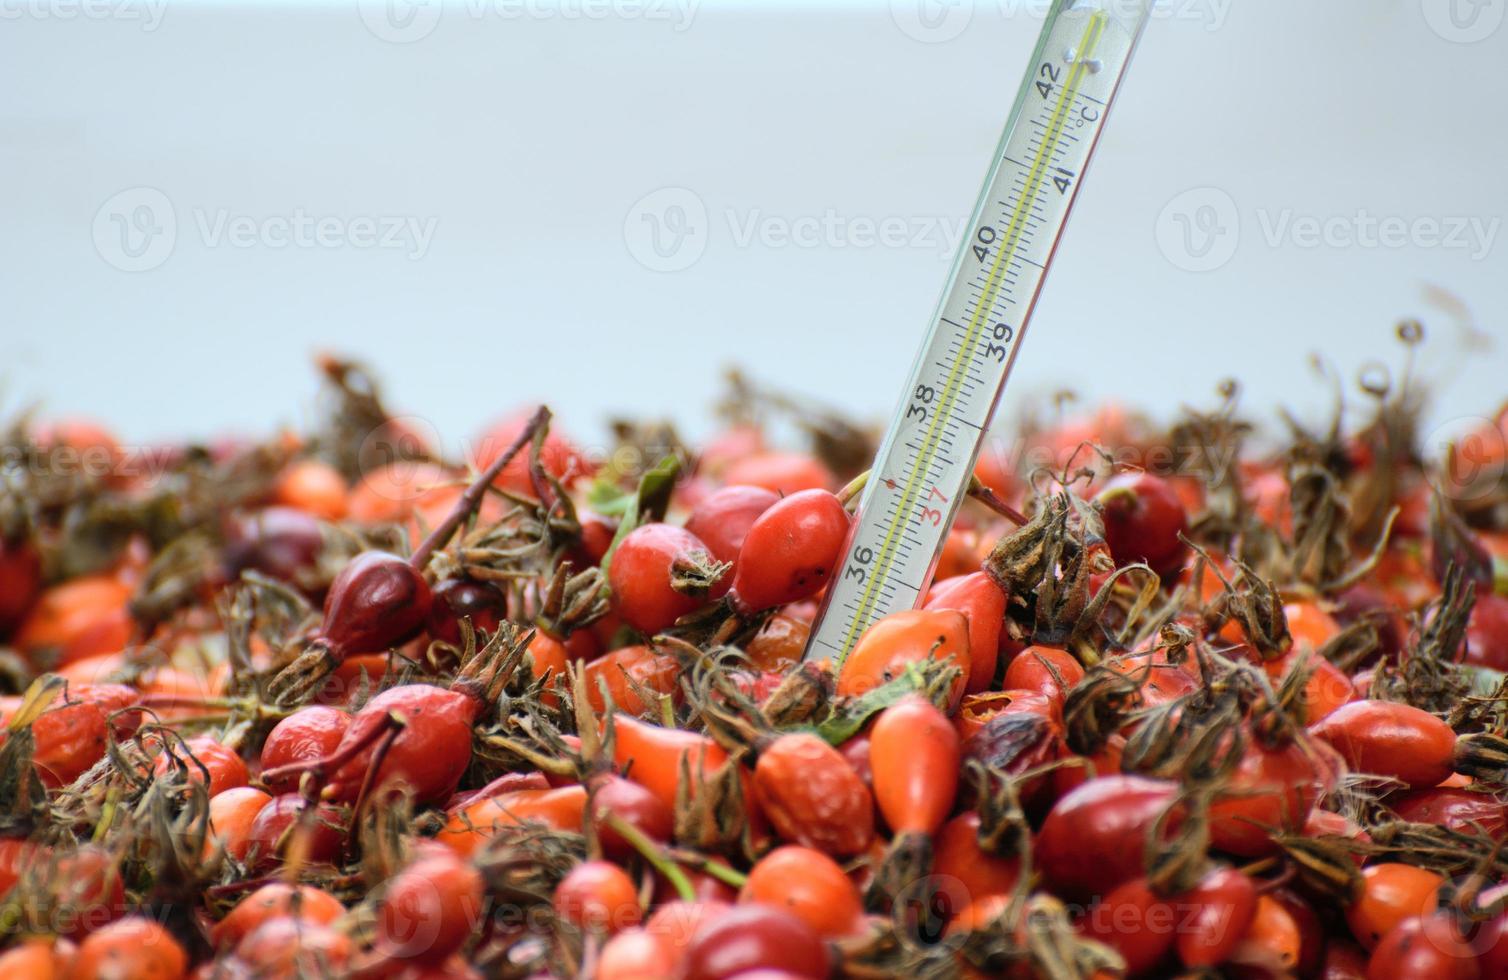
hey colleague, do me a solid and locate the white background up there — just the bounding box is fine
[3,0,1505,456]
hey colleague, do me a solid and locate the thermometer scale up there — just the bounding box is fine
[806,0,1155,663]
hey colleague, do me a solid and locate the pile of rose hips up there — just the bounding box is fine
[5,339,1508,980]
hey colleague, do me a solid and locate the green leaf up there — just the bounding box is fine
[1465,664,1507,698]
[586,478,636,518]
[813,659,960,745]
[599,455,683,578]
[636,455,681,524]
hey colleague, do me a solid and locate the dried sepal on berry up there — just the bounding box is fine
[672,748,749,856]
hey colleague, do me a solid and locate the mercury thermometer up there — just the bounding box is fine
[806,0,1156,663]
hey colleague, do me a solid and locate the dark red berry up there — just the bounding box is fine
[316,551,433,660]
[222,507,325,585]
[1095,472,1189,578]
[427,578,508,645]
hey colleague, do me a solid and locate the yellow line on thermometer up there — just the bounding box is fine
[835,10,1109,659]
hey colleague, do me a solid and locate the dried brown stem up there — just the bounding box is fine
[409,404,551,570]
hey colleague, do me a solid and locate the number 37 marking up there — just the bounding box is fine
[919,485,948,526]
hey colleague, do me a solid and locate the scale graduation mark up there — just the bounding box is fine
[805,0,1156,664]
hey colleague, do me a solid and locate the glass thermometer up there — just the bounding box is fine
[806,0,1156,664]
